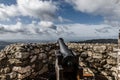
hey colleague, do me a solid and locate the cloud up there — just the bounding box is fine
[104,20,120,28]
[17,0,58,21]
[0,20,59,35]
[95,27,111,33]
[0,0,58,21]
[58,16,72,22]
[65,0,117,15]
[39,21,57,30]
[65,0,120,36]
[0,22,118,40]
[65,0,120,27]
[0,21,73,40]
[0,22,23,33]
[0,0,119,40]
[0,22,41,35]
[0,4,19,20]
[59,23,118,39]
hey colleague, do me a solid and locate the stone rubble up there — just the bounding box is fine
[68,43,117,80]
[0,43,58,80]
[0,43,118,80]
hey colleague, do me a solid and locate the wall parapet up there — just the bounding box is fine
[0,43,117,80]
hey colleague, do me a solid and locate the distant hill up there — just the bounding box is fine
[0,39,118,50]
[0,41,13,50]
[70,39,118,44]
[0,41,13,45]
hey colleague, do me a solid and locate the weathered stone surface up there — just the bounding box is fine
[34,48,40,54]
[0,52,6,61]
[14,52,29,59]
[13,66,32,74]
[92,53,102,59]
[87,51,93,57]
[103,64,112,69]
[0,43,117,80]
[107,59,116,65]
[14,52,22,59]
[101,71,108,76]
[111,67,117,72]
[0,74,6,80]
[9,72,17,79]
[8,59,22,64]
[38,53,47,60]
[80,52,88,58]
[4,67,11,73]
[30,55,37,63]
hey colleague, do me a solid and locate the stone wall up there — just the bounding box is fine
[0,43,118,80]
[67,43,117,80]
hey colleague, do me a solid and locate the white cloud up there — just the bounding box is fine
[17,0,58,20]
[0,4,19,20]
[0,22,117,40]
[58,16,72,22]
[65,0,117,15]
[104,20,120,28]
[95,27,111,33]
[65,0,120,27]
[0,0,58,21]
[57,23,118,40]
[39,21,57,29]
[0,0,119,40]
[0,21,69,40]
[0,21,58,35]
[65,0,120,37]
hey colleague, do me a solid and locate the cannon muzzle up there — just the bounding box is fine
[58,38,73,58]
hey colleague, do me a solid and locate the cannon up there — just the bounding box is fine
[55,38,83,80]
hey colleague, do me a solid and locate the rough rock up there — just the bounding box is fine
[0,43,117,80]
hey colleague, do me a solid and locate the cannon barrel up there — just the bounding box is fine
[56,38,83,80]
[58,38,73,58]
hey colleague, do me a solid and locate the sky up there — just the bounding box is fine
[0,0,120,41]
